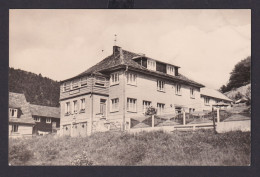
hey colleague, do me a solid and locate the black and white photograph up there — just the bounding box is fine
[8,9,251,166]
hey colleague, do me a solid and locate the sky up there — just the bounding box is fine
[9,9,251,89]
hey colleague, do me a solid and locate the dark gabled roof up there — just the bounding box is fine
[30,104,60,119]
[61,46,204,88]
[9,92,35,124]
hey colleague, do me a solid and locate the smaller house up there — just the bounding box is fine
[30,104,60,135]
[200,87,233,111]
[9,92,35,138]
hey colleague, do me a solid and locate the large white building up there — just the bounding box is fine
[59,46,232,136]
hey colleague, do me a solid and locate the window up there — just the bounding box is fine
[110,98,119,112]
[72,100,78,113]
[100,99,107,115]
[127,98,137,112]
[9,108,18,118]
[204,97,210,105]
[64,82,71,91]
[80,76,88,86]
[80,98,86,112]
[157,103,165,115]
[190,87,195,99]
[34,117,41,122]
[72,79,79,89]
[175,84,182,95]
[95,77,106,87]
[143,101,151,113]
[167,65,175,75]
[127,73,137,85]
[157,80,165,91]
[147,59,156,70]
[46,118,51,124]
[110,73,119,85]
[11,124,18,132]
[65,102,70,115]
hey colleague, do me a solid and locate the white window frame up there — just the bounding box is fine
[34,117,41,122]
[65,102,70,115]
[110,73,119,86]
[11,124,19,133]
[157,103,165,115]
[127,98,137,112]
[126,72,137,86]
[175,84,182,95]
[204,97,210,106]
[147,59,156,71]
[166,65,175,75]
[72,100,78,114]
[110,98,119,112]
[80,98,86,112]
[46,118,51,124]
[190,87,195,99]
[143,100,151,113]
[157,80,165,92]
[9,108,18,118]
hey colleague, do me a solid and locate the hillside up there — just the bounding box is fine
[224,84,251,101]
[9,130,250,166]
[9,67,60,107]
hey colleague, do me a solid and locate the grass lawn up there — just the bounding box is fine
[9,130,250,166]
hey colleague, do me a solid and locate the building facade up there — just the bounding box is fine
[9,92,60,137]
[9,92,35,138]
[59,46,205,136]
[200,87,233,111]
[30,104,60,135]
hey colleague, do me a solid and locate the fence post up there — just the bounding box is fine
[212,107,216,133]
[152,115,155,128]
[217,107,220,123]
[183,108,186,125]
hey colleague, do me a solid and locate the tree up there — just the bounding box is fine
[219,56,251,93]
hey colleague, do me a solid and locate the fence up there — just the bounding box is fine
[129,108,234,131]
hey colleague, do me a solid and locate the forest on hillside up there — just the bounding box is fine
[220,56,251,93]
[9,67,60,107]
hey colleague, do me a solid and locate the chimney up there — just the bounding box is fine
[113,46,124,59]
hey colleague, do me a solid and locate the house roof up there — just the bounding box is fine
[200,88,233,102]
[61,46,204,88]
[30,104,60,118]
[9,92,35,124]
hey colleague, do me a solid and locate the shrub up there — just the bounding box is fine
[71,151,94,166]
[9,143,33,165]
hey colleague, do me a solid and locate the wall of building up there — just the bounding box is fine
[9,124,33,137]
[60,76,109,100]
[33,116,60,134]
[106,70,202,126]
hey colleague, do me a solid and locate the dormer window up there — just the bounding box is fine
[147,59,156,71]
[9,108,18,118]
[167,65,175,76]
